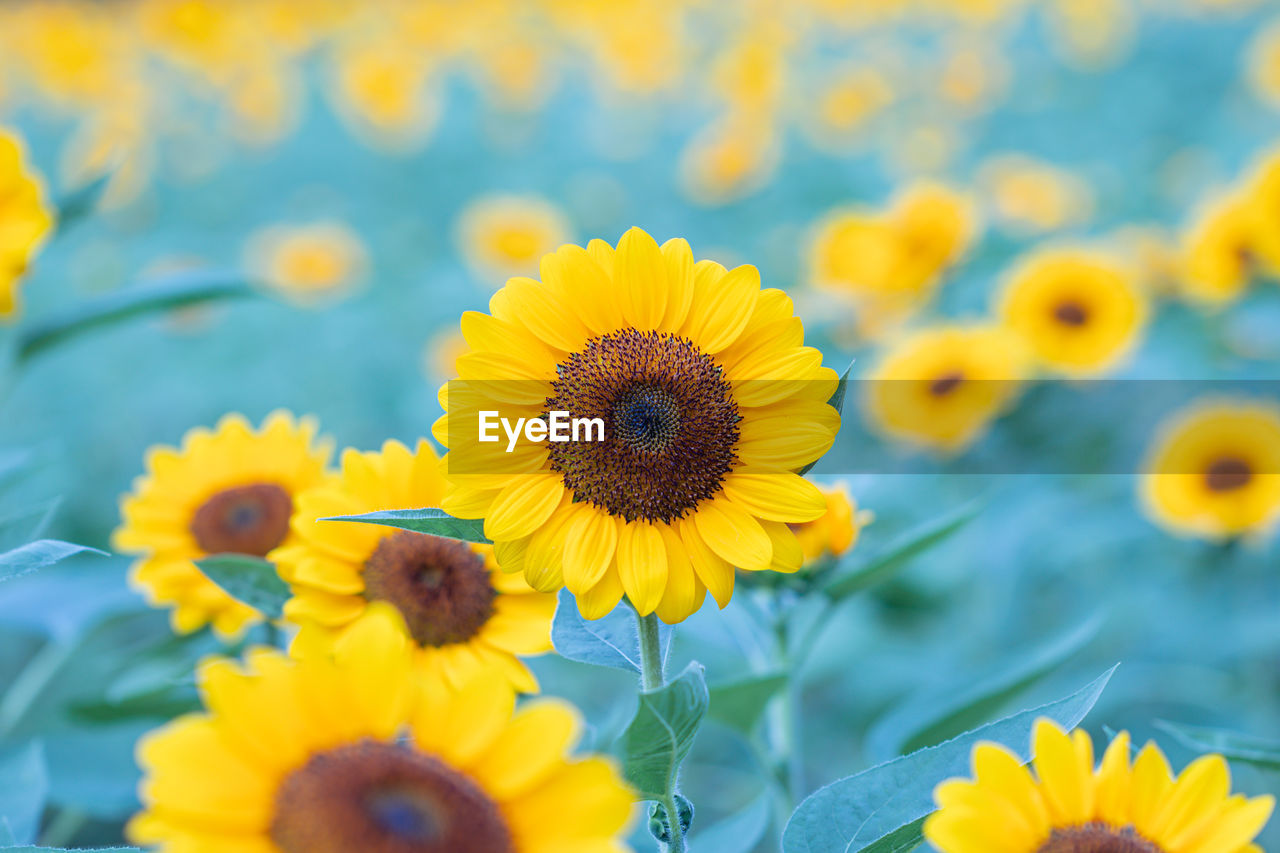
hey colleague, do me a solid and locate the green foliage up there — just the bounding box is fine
[54,173,113,234]
[551,590,671,674]
[707,671,788,734]
[780,666,1116,853]
[322,507,491,544]
[0,742,46,844]
[0,542,105,585]
[1156,721,1280,772]
[618,663,710,802]
[195,554,290,620]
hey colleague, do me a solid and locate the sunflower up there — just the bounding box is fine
[1181,195,1271,305]
[0,128,54,321]
[998,249,1146,376]
[113,411,333,638]
[273,439,555,694]
[1243,151,1280,274]
[924,717,1274,853]
[1140,399,1280,541]
[436,227,840,623]
[864,325,1029,454]
[456,194,572,285]
[789,482,872,566]
[128,605,636,853]
[244,220,368,306]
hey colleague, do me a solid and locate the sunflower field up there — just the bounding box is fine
[2,1,1280,852]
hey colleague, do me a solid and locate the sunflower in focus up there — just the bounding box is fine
[273,440,555,693]
[1140,399,1280,541]
[0,129,55,321]
[924,717,1274,853]
[456,195,572,285]
[113,411,333,638]
[245,220,368,306]
[437,227,840,623]
[998,249,1146,376]
[128,605,636,853]
[864,325,1029,453]
[789,482,872,566]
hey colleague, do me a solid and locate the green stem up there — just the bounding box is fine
[634,611,687,853]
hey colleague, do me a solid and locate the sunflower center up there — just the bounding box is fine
[929,370,964,396]
[1035,823,1163,853]
[270,739,514,853]
[1205,456,1253,492]
[544,329,741,523]
[190,483,293,556]
[362,531,496,647]
[1053,299,1090,327]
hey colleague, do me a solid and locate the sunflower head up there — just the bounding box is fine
[246,220,368,305]
[274,439,555,693]
[999,249,1147,376]
[865,325,1029,454]
[0,128,54,321]
[436,227,840,623]
[924,717,1274,853]
[1181,195,1269,306]
[128,605,636,853]
[456,194,572,284]
[1141,399,1280,541]
[788,482,870,566]
[113,411,332,638]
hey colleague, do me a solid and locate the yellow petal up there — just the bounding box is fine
[616,520,668,616]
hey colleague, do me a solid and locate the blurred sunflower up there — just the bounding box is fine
[924,717,1274,853]
[0,128,55,321]
[455,195,572,285]
[128,605,636,853]
[789,482,872,566]
[113,411,333,638]
[273,439,555,693]
[1243,152,1280,273]
[244,220,368,306]
[864,325,1029,453]
[998,249,1146,376]
[437,227,840,622]
[1140,399,1280,541]
[1181,195,1272,305]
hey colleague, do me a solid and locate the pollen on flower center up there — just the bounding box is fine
[1205,456,1253,492]
[190,483,293,556]
[544,329,741,523]
[1053,299,1089,327]
[929,370,965,396]
[1035,823,1163,853]
[362,531,496,647]
[270,739,515,853]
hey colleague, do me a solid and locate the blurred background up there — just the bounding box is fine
[1,0,1279,850]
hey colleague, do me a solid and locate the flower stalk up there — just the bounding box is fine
[636,610,689,853]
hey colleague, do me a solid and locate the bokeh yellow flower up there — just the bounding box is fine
[1247,17,1280,107]
[1242,150,1280,273]
[438,227,840,623]
[979,155,1094,234]
[924,717,1274,853]
[998,249,1146,376]
[864,325,1029,453]
[245,220,368,306]
[113,411,333,638]
[789,483,872,565]
[456,195,572,285]
[329,33,440,153]
[678,112,781,206]
[0,128,55,321]
[273,440,556,694]
[1180,194,1271,304]
[128,605,636,853]
[1141,399,1280,541]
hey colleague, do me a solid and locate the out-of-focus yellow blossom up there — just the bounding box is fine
[8,2,135,108]
[864,325,1030,454]
[998,249,1147,376]
[679,113,781,206]
[937,42,1009,113]
[1242,150,1280,272]
[789,483,873,566]
[469,33,558,111]
[423,328,468,385]
[222,59,305,148]
[563,1,688,96]
[804,65,896,152]
[711,26,789,116]
[1180,194,1272,305]
[1113,225,1186,297]
[0,130,55,321]
[245,221,369,306]
[978,154,1094,234]
[1046,0,1137,70]
[1142,399,1280,541]
[329,35,440,153]
[1248,18,1280,107]
[134,0,261,88]
[456,195,572,285]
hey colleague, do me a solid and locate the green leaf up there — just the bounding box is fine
[54,172,112,233]
[195,554,290,620]
[692,792,772,853]
[781,666,1116,853]
[855,817,926,853]
[1155,721,1280,772]
[0,541,105,584]
[550,589,671,674]
[0,742,46,844]
[868,615,1102,759]
[708,671,788,734]
[798,361,852,476]
[16,272,258,363]
[617,662,710,801]
[822,501,982,601]
[322,507,491,544]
